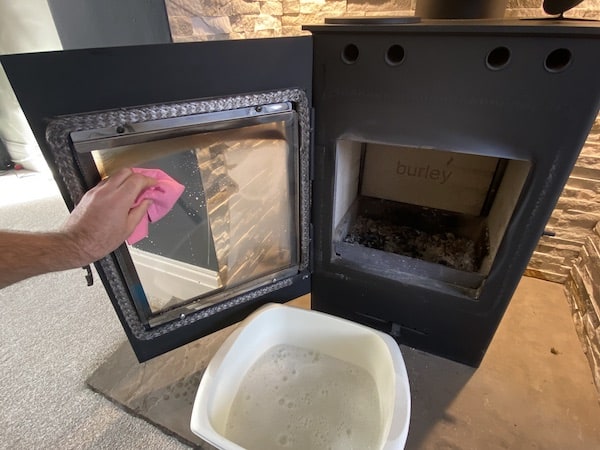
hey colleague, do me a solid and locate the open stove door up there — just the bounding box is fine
[2,37,314,362]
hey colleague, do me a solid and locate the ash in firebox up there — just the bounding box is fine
[343,216,479,272]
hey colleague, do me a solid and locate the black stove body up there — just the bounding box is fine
[3,18,600,366]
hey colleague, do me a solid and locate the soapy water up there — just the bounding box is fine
[224,344,382,450]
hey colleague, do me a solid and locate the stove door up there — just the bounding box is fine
[2,37,313,361]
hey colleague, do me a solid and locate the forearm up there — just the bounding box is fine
[0,231,89,289]
[0,169,156,290]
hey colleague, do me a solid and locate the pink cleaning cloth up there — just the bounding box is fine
[127,168,185,245]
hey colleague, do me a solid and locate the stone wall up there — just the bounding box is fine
[525,119,600,282]
[165,0,416,41]
[564,222,600,395]
[165,0,600,283]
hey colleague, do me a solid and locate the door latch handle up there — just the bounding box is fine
[83,265,94,286]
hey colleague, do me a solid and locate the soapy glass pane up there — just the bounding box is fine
[91,119,299,315]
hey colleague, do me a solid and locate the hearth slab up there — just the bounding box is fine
[86,296,310,448]
[87,280,600,449]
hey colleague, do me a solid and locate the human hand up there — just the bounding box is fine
[61,168,157,264]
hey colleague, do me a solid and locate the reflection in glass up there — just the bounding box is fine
[90,117,299,316]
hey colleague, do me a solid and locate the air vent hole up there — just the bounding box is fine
[342,44,359,64]
[486,46,511,70]
[386,45,405,66]
[545,48,572,73]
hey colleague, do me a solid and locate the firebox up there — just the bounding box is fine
[2,18,600,366]
[331,142,528,297]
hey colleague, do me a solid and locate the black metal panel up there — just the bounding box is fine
[2,36,313,207]
[307,20,600,366]
[1,37,313,362]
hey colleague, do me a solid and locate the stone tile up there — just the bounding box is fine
[507,0,543,8]
[282,25,310,36]
[169,16,194,37]
[253,13,283,32]
[523,267,568,283]
[365,9,415,16]
[166,0,231,17]
[167,0,260,17]
[191,16,233,37]
[347,0,412,13]
[283,0,300,14]
[261,0,284,16]
[87,326,233,448]
[299,0,346,15]
[504,8,544,18]
[87,296,310,448]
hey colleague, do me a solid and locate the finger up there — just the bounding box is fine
[127,199,153,233]
[103,168,133,187]
[120,172,157,202]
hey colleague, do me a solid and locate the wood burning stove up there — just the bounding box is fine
[3,18,600,366]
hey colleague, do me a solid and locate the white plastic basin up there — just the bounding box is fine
[190,303,411,449]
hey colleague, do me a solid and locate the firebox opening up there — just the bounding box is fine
[332,140,531,297]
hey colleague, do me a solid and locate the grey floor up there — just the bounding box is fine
[1,170,599,449]
[0,170,189,449]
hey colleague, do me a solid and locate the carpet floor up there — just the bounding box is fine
[0,170,188,449]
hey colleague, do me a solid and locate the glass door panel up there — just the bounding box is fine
[72,104,300,326]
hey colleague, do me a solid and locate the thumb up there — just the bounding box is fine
[127,199,153,233]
